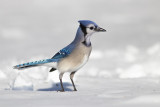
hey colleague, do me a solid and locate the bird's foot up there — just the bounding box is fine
[57,90,65,92]
[73,89,77,91]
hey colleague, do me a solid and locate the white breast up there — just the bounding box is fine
[71,55,88,72]
[57,43,92,73]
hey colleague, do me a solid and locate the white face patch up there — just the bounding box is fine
[86,24,96,34]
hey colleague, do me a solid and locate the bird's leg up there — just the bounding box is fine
[70,71,77,91]
[59,73,64,92]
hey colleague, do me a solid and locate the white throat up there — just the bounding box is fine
[84,33,92,46]
[73,27,93,47]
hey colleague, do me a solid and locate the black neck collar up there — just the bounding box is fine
[82,40,91,47]
[80,24,87,35]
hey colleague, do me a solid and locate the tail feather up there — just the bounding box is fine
[13,59,58,70]
[49,68,56,72]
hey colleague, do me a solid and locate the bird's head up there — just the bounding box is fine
[78,20,106,35]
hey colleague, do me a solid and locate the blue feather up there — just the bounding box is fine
[52,44,75,59]
[52,48,71,59]
[13,59,58,69]
[14,44,75,70]
[78,20,98,27]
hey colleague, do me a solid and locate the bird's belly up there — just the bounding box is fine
[57,54,89,73]
[72,55,88,71]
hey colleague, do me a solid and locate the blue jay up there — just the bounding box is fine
[13,20,106,92]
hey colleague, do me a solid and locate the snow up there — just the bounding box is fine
[0,70,7,79]
[0,78,160,107]
[116,65,146,78]
[12,73,33,91]
[90,50,103,59]
[124,45,139,62]
[125,95,160,104]
[147,43,160,55]
[0,44,160,107]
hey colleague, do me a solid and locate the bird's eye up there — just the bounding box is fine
[90,27,94,30]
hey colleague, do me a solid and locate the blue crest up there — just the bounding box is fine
[78,20,98,27]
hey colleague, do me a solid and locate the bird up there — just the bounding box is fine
[13,20,106,92]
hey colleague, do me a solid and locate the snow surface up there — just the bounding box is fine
[0,44,160,107]
[0,78,160,107]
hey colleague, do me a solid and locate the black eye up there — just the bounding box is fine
[90,27,94,30]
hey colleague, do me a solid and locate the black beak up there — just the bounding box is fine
[95,27,106,32]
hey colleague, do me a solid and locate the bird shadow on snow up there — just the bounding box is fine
[37,82,73,91]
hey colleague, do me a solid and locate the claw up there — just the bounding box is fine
[57,90,65,92]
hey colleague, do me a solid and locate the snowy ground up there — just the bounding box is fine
[0,77,160,107]
[0,45,160,107]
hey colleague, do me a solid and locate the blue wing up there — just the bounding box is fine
[51,44,75,60]
[13,43,75,70]
[52,48,71,59]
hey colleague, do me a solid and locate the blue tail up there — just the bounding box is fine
[13,59,58,70]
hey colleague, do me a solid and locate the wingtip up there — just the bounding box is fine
[13,65,18,69]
